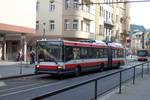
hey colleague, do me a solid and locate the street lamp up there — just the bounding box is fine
[42,22,46,39]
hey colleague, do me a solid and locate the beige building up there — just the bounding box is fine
[131,32,144,53]
[95,0,130,45]
[36,0,96,41]
[36,0,130,45]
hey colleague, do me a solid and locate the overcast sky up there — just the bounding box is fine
[130,1,150,29]
[0,0,36,29]
[0,0,149,29]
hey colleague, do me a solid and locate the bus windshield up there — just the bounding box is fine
[37,41,62,62]
[137,50,148,57]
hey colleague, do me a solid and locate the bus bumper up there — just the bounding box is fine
[35,68,75,75]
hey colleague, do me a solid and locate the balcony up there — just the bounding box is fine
[82,0,94,3]
[104,18,114,28]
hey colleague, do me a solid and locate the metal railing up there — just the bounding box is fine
[31,61,150,100]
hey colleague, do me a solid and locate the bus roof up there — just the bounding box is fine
[37,39,124,49]
[108,43,124,49]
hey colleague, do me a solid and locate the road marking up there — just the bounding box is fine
[0,80,67,97]
[0,82,6,87]
[0,74,6,87]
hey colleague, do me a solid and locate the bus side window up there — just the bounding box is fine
[99,49,104,58]
[73,48,80,59]
[112,49,115,58]
[103,48,108,58]
[80,47,88,59]
[65,46,73,61]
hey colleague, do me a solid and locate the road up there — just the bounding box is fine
[0,61,147,100]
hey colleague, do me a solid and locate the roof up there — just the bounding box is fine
[129,24,146,35]
[0,23,35,34]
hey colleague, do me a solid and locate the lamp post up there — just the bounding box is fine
[20,33,25,74]
[42,22,46,39]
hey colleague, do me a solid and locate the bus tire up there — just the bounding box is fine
[74,67,81,77]
[117,62,121,68]
[99,63,104,72]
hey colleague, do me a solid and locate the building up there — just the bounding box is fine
[95,0,114,41]
[129,24,146,54]
[36,0,130,44]
[0,0,36,61]
[95,0,130,45]
[36,0,96,41]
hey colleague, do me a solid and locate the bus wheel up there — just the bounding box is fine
[99,63,104,72]
[74,67,81,77]
[117,62,121,68]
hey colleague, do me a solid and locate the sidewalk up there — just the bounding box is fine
[0,60,35,78]
[100,74,150,100]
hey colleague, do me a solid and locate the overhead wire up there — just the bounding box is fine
[78,0,150,5]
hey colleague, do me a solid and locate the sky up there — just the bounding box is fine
[130,1,150,29]
[0,0,36,29]
[0,0,149,29]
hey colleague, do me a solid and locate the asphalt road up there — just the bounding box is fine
[0,61,147,100]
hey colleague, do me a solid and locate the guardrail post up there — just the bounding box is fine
[141,64,143,79]
[119,71,122,94]
[94,80,97,100]
[133,67,135,84]
[147,62,149,74]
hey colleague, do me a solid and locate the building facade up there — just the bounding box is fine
[95,0,130,45]
[36,0,130,44]
[36,0,96,40]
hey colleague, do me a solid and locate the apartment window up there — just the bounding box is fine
[65,0,70,9]
[64,19,69,30]
[100,6,103,16]
[81,20,83,31]
[49,20,55,31]
[106,11,108,21]
[36,1,39,12]
[74,0,78,9]
[109,12,111,19]
[36,21,39,30]
[104,9,105,19]
[99,25,104,35]
[86,5,90,13]
[49,1,55,11]
[116,15,119,23]
[73,20,78,30]
[86,23,90,32]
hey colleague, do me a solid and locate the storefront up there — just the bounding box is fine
[0,23,35,61]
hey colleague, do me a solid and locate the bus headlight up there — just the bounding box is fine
[36,65,39,68]
[58,66,63,69]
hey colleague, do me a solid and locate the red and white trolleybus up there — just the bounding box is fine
[35,40,125,76]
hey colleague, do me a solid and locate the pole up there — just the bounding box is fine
[142,32,144,49]
[20,33,24,74]
[42,22,46,39]
[119,71,122,94]
[133,67,135,84]
[94,80,98,100]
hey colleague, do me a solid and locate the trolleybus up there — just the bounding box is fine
[35,40,125,76]
[137,49,148,61]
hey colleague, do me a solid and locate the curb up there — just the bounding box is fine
[0,73,36,80]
